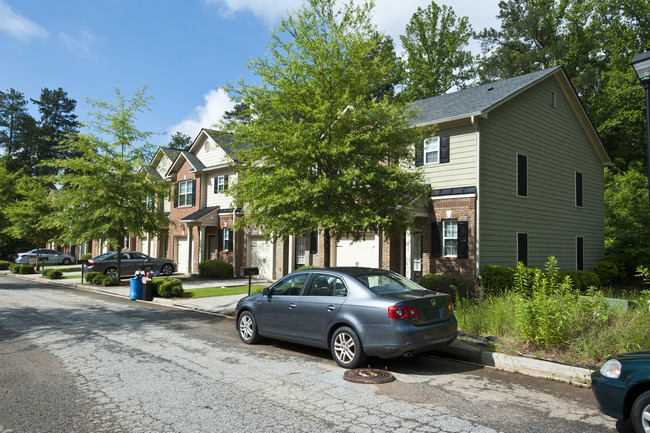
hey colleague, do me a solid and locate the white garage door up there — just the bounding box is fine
[176,237,189,274]
[335,235,379,268]
[249,237,273,281]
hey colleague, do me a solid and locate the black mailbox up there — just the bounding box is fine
[241,267,259,276]
[78,260,89,265]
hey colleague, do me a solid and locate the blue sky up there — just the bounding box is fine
[1,0,500,148]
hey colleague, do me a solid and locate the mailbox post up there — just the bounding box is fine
[240,267,259,295]
[78,260,88,283]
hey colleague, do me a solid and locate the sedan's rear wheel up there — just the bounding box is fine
[160,264,173,276]
[331,326,367,369]
[104,268,118,278]
[631,390,650,433]
[62,258,71,265]
[238,311,261,344]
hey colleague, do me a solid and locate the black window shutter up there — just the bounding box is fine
[224,175,229,190]
[173,183,179,208]
[440,136,450,163]
[217,228,223,252]
[517,154,528,197]
[191,180,196,206]
[431,222,441,257]
[415,142,423,167]
[458,221,469,258]
[517,233,528,266]
[310,230,318,254]
[226,229,233,251]
[577,237,584,270]
[576,172,583,207]
[214,177,218,194]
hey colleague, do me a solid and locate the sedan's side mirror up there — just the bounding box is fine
[262,287,270,296]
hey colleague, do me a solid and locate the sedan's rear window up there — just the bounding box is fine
[354,271,428,295]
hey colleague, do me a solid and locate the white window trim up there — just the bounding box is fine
[178,180,193,207]
[424,136,440,165]
[442,220,458,257]
[217,175,226,192]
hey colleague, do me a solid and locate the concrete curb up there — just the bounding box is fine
[3,271,595,386]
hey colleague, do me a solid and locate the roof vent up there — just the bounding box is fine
[487,86,494,91]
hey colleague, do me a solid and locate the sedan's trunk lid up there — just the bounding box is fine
[386,292,453,325]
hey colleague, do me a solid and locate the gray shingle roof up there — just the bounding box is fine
[180,150,205,171]
[204,129,252,161]
[409,67,561,126]
[180,206,219,222]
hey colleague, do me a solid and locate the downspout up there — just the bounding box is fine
[471,115,481,281]
[232,208,237,278]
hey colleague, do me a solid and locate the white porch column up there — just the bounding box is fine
[288,235,294,273]
[405,228,413,279]
[187,225,193,274]
[199,226,205,264]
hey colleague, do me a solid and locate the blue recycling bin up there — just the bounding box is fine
[129,277,142,300]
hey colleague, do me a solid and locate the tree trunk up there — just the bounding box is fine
[323,229,331,268]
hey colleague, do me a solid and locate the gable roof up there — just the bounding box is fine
[410,67,562,126]
[188,128,252,162]
[410,66,612,167]
[180,206,220,223]
[166,150,206,178]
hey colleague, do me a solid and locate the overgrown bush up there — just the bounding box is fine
[198,259,233,279]
[480,265,515,295]
[84,272,103,284]
[296,265,319,271]
[42,269,63,279]
[10,264,35,274]
[418,273,475,300]
[593,260,620,287]
[156,278,183,298]
[0,261,11,270]
[562,270,600,293]
[80,253,92,260]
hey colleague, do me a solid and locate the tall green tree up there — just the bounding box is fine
[50,87,169,277]
[223,0,431,266]
[400,1,475,100]
[0,89,37,172]
[4,175,59,269]
[30,88,80,176]
[168,131,192,150]
[0,162,21,256]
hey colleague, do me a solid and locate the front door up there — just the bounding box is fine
[208,235,216,260]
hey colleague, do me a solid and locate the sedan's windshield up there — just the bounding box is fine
[353,271,429,295]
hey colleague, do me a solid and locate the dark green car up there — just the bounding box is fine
[591,351,650,432]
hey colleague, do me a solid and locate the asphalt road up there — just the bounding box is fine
[0,275,618,432]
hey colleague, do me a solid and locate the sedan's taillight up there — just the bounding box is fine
[18,254,26,258]
[388,306,418,320]
[447,300,454,313]
[87,260,95,266]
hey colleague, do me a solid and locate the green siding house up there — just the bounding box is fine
[408,66,612,280]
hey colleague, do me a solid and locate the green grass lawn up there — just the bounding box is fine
[182,285,265,299]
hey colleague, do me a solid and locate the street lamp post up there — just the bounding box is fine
[631,48,650,208]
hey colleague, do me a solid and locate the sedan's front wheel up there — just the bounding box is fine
[331,326,367,369]
[631,390,650,433]
[237,311,261,344]
[160,264,174,276]
[62,258,71,265]
[104,268,118,278]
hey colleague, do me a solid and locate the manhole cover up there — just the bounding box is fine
[343,368,395,384]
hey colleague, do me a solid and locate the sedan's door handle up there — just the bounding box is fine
[327,305,336,311]
[289,303,297,309]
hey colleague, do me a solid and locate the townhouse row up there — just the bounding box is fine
[82,66,612,281]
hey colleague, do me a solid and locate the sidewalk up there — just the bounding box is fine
[2,270,594,386]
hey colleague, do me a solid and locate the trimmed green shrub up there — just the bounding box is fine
[593,260,620,287]
[480,265,515,295]
[80,253,92,260]
[0,261,11,270]
[102,276,120,286]
[156,278,183,298]
[10,264,35,274]
[562,270,600,293]
[43,269,63,279]
[417,273,476,300]
[84,272,103,284]
[296,265,319,271]
[198,259,233,279]
[152,279,165,297]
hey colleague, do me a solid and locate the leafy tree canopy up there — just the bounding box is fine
[168,130,192,150]
[222,0,431,265]
[399,1,475,100]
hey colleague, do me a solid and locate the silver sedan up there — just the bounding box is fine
[235,268,458,368]
[83,251,176,278]
[15,248,76,265]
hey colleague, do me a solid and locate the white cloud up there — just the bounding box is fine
[168,88,235,140]
[0,0,49,41]
[207,0,500,53]
[59,29,99,58]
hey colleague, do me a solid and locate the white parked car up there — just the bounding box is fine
[15,248,77,265]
